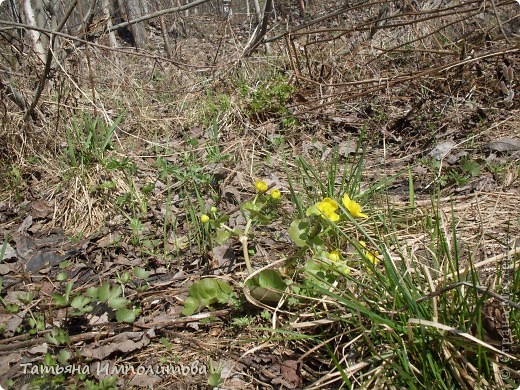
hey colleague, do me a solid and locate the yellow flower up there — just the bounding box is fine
[342,194,368,219]
[254,180,268,193]
[210,206,218,213]
[327,251,341,262]
[317,197,340,222]
[359,241,379,265]
[200,214,210,223]
[366,250,379,264]
[270,188,281,200]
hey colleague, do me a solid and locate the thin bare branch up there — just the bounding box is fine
[108,0,211,32]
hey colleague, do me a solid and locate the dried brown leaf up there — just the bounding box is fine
[487,137,520,152]
[80,329,156,360]
[30,200,53,219]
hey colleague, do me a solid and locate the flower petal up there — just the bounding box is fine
[323,197,339,210]
[342,194,368,218]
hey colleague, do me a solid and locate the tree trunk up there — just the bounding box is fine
[102,0,119,65]
[245,0,273,55]
[122,0,146,48]
[252,0,261,23]
[22,0,46,62]
[159,15,172,58]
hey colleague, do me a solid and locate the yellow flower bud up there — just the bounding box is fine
[200,214,210,223]
[327,251,340,262]
[254,180,268,193]
[210,206,218,213]
[270,189,281,200]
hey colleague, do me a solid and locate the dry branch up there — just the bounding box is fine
[108,0,211,32]
[0,20,212,70]
[243,0,274,56]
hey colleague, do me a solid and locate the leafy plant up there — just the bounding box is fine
[86,282,140,323]
[155,153,213,190]
[45,328,70,346]
[65,112,124,167]
[207,359,224,388]
[104,156,137,174]
[182,278,235,316]
[243,74,296,121]
[84,376,118,390]
[206,118,231,163]
[231,316,254,327]
[27,313,45,334]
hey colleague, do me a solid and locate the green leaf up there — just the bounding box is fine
[118,271,131,284]
[288,219,314,247]
[57,349,71,365]
[108,296,129,310]
[246,270,286,303]
[71,295,91,310]
[215,228,232,245]
[305,204,320,217]
[115,307,138,323]
[70,295,93,315]
[133,267,150,280]
[303,259,338,290]
[181,296,200,316]
[56,272,68,282]
[107,284,122,302]
[191,278,233,301]
[97,282,111,302]
[208,372,223,388]
[214,215,230,226]
[4,303,19,313]
[288,219,309,247]
[257,269,286,290]
[304,258,324,274]
[17,292,33,305]
[65,280,74,298]
[462,160,480,177]
[53,294,68,307]
[242,201,263,212]
[85,286,99,299]
[45,328,70,345]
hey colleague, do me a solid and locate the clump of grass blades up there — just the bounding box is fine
[278,144,518,388]
[312,211,516,387]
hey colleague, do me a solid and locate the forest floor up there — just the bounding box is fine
[0,2,519,389]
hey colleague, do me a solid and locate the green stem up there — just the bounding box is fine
[240,194,258,275]
[240,234,253,275]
